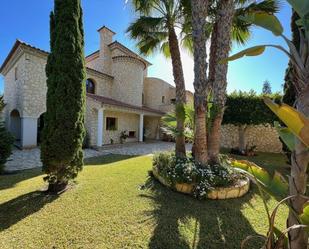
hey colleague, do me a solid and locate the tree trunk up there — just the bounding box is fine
[238,124,247,152]
[208,111,224,162]
[207,0,235,163]
[194,96,208,164]
[168,26,186,158]
[191,0,209,165]
[288,89,309,249]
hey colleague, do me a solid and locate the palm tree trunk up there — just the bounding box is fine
[208,111,224,161]
[288,89,309,249]
[168,26,186,158]
[191,0,209,165]
[207,0,235,163]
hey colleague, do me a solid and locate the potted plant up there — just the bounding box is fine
[120,130,129,144]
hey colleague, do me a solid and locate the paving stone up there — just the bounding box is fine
[5,142,192,172]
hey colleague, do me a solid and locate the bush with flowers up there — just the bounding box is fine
[152,152,245,199]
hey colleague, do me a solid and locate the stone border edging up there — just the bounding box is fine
[152,168,250,200]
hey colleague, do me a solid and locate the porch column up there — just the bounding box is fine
[139,113,144,142]
[21,117,38,148]
[97,108,104,147]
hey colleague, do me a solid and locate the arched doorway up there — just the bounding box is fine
[37,113,45,144]
[10,109,21,142]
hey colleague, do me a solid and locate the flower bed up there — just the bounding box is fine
[152,152,250,200]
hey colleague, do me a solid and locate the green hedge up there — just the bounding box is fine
[223,91,282,126]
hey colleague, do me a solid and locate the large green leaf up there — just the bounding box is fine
[221,45,266,63]
[240,13,283,36]
[274,121,296,151]
[231,159,288,199]
[287,0,309,19]
[300,202,309,232]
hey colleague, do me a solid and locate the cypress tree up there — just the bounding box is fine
[282,11,300,106]
[41,0,86,193]
[281,11,301,164]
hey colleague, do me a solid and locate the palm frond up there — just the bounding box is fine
[130,0,160,15]
[232,17,251,45]
[236,0,280,16]
[232,0,280,45]
[160,41,171,57]
[127,16,168,55]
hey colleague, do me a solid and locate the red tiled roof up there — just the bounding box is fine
[87,93,165,115]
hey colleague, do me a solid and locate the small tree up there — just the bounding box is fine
[41,0,86,193]
[0,95,14,173]
[262,80,272,95]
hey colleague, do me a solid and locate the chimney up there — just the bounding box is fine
[97,26,115,74]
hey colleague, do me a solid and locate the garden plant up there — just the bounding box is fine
[225,1,309,247]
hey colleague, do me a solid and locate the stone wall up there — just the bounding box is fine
[221,124,282,153]
[86,69,113,98]
[112,56,144,106]
[144,77,194,114]
[144,77,175,112]
[103,110,139,144]
[3,52,26,122]
[23,52,47,118]
[144,116,160,139]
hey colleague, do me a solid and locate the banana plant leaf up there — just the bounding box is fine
[221,45,266,63]
[274,121,296,151]
[230,159,288,199]
[264,97,309,148]
[287,0,309,19]
[299,202,309,232]
[239,12,283,36]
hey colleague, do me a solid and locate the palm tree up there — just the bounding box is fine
[161,104,195,143]
[206,0,280,163]
[127,0,190,158]
[191,0,209,164]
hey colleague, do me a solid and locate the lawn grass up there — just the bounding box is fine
[0,154,288,249]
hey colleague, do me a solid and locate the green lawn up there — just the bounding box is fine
[0,154,288,249]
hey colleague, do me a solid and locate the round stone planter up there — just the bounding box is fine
[152,168,250,200]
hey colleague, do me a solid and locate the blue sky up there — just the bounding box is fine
[0,0,291,94]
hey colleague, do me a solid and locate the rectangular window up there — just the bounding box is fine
[15,67,18,81]
[162,96,165,104]
[170,98,176,104]
[128,131,136,138]
[106,117,117,131]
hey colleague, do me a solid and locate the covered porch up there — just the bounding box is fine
[86,94,164,147]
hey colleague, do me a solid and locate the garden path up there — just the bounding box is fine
[5,141,192,172]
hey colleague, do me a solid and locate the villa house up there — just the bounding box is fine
[0,26,193,149]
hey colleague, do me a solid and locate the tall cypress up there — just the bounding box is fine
[281,11,301,164]
[282,10,300,106]
[41,0,86,193]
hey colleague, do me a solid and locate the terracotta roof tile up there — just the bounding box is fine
[87,93,164,115]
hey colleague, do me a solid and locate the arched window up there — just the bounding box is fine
[86,79,95,94]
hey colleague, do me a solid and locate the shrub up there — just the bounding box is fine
[0,122,14,173]
[152,152,243,199]
[223,90,281,126]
